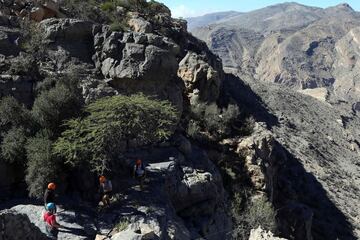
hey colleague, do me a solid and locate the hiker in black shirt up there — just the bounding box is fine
[44,182,57,213]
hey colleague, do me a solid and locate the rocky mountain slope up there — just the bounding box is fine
[189,2,360,239]
[190,3,360,105]
[0,1,234,239]
[224,75,360,239]
[1,1,360,240]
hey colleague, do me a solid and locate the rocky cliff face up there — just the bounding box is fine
[189,5,360,238]
[0,1,232,239]
[223,75,360,239]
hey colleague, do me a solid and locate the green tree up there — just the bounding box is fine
[25,131,60,198]
[31,83,82,134]
[54,94,179,173]
[0,96,31,130]
[188,100,240,140]
[1,127,27,164]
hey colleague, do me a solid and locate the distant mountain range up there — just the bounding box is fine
[186,11,241,30]
[187,3,360,104]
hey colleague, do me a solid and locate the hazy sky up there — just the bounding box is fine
[156,1,360,18]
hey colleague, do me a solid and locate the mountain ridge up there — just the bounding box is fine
[189,2,360,105]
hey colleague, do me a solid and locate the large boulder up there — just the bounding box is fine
[236,122,274,191]
[165,147,231,239]
[0,209,48,240]
[178,51,221,102]
[128,17,152,34]
[0,27,20,56]
[93,27,184,112]
[0,205,97,240]
[40,18,95,67]
[40,18,93,42]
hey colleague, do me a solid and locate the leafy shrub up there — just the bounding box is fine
[25,131,60,198]
[115,219,129,232]
[110,22,127,32]
[189,100,240,140]
[54,94,179,173]
[100,1,115,12]
[31,83,82,134]
[8,55,35,76]
[1,127,27,164]
[238,116,255,136]
[0,96,31,130]
[232,196,277,239]
[204,103,240,135]
[20,20,46,58]
[186,119,201,139]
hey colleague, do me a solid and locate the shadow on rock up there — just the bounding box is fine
[223,73,279,128]
[271,143,356,240]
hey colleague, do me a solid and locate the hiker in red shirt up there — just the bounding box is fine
[43,202,62,239]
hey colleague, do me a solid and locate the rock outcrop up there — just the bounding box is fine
[249,227,287,240]
[0,205,96,240]
[93,26,184,112]
[178,51,221,102]
[1,0,65,22]
[0,208,48,240]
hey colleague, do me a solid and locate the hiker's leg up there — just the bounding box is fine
[105,195,110,205]
[140,176,145,190]
[103,194,110,206]
[101,195,106,206]
[51,227,59,239]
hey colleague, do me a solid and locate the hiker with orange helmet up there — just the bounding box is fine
[44,182,57,213]
[133,159,146,190]
[99,175,113,207]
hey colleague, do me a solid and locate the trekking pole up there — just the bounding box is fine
[55,209,66,215]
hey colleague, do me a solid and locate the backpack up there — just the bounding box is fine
[134,163,145,176]
[102,180,112,192]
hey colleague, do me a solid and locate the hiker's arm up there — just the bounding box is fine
[53,220,62,228]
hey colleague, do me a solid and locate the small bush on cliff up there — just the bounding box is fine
[233,196,277,239]
[25,131,60,198]
[188,100,240,140]
[54,94,179,173]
